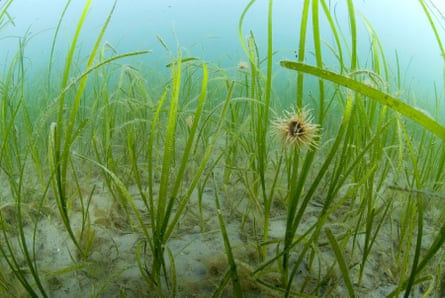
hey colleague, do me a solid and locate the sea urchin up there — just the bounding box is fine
[272,107,320,149]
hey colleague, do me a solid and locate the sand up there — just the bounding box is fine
[0,162,443,297]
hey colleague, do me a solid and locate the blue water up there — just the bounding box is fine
[2,0,443,103]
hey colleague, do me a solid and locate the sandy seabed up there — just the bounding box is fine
[0,162,443,297]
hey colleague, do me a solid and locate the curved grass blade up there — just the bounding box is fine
[0,0,13,21]
[419,0,445,60]
[57,50,151,104]
[213,174,243,297]
[238,0,257,66]
[280,61,445,141]
[325,228,356,297]
[320,0,344,73]
[312,0,326,121]
[346,0,357,70]
[296,0,310,108]
[47,0,72,91]
[165,57,199,68]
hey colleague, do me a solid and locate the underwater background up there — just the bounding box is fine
[3,0,445,101]
[1,0,445,297]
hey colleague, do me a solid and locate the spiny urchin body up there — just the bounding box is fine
[272,107,320,149]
